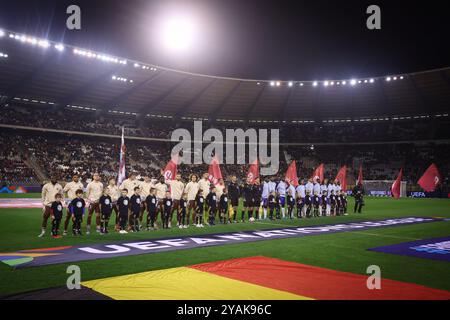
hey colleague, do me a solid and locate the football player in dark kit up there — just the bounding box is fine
[275,192,281,219]
[304,190,312,218]
[70,189,85,235]
[117,189,130,233]
[227,175,240,223]
[251,179,262,220]
[352,183,365,213]
[340,191,348,215]
[145,188,157,230]
[50,193,64,238]
[179,193,188,228]
[312,192,321,217]
[321,190,328,216]
[129,187,142,232]
[329,190,337,216]
[219,188,229,224]
[241,180,253,222]
[206,186,217,225]
[99,189,113,234]
[195,189,205,227]
[162,191,173,229]
[268,191,276,220]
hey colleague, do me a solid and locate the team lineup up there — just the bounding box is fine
[38,171,365,238]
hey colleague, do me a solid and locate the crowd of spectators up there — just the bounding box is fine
[1,104,449,143]
[1,128,448,192]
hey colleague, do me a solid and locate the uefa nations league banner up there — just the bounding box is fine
[0,217,445,269]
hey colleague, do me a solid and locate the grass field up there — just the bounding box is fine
[0,197,449,296]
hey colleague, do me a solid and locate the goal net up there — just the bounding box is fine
[362,180,407,197]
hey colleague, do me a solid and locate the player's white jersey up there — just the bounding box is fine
[268,181,277,193]
[296,184,306,198]
[287,185,296,199]
[320,184,328,195]
[305,181,314,194]
[313,183,321,195]
[276,181,287,196]
[328,183,336,194]
[262,182,270,198]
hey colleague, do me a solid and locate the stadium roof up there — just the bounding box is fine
[1,28,449,122]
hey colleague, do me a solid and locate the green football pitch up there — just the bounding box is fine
[0,197,449,296]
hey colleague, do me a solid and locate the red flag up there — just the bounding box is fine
[208,155,223,185]
[357,165,363,186]
[335,165,347,191]
[117,126,126,185]
[418,163,441,192]
[162,154,178,182]
[391,168,403,199]
[311,163,324,183]
[285,160,299,187]
[247,159,259,184]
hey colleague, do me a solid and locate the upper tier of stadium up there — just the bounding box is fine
[0,28,450,122]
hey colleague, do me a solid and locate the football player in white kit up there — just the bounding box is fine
[296,179,306,218]
[276,178,288,218]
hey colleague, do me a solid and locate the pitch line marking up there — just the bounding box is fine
[350,231,421,241]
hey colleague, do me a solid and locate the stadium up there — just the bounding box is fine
[0,0,449,305]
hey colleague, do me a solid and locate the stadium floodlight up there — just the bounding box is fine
[342,80,346,85]
[288,81,293,87]
[312,81,318,87]
[299,83,304,86]
[369,78,374,83]
[159,14,197,53]
[0,29,5,37]
[350,79,357,86]
[54,44,65,52]
[270,81,275,86]
[364,79,368,83]
[393,76,397,80]
[400,76,404,79]
[386,77,391,81]
[276,81,281,87]
[38,40,50,48]
[330,81,334,86]
[323,81,329,87]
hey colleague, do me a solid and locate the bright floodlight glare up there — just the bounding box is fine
[54,44,64,51]
[369,78,374,83]
[160,15,197,52]
[323,81,329,87]
[288,81,293,87]
[270,81,275,86]
[0,29,5,37]
[386,77,391,81]
[350,79,357,86]
[313,81,318,86]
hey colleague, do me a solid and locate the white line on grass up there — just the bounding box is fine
[350,231,420,241]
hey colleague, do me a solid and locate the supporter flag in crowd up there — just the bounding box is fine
[391,168,403,199]
[357,165,363,186]
[311,163,324,183]
[162,154,178,182]
[208,155,223,185]
[335,165,347,191]
[285,160,299,187]
[418,163,441,192]
[247,159,259,184]
[117,126,126,185]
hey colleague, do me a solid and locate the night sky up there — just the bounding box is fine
[0,0,449,80]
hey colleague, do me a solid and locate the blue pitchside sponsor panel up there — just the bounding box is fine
[368,236,450,262]
[1,217,444,269]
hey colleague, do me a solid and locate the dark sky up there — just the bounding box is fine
[0,0,449,80]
